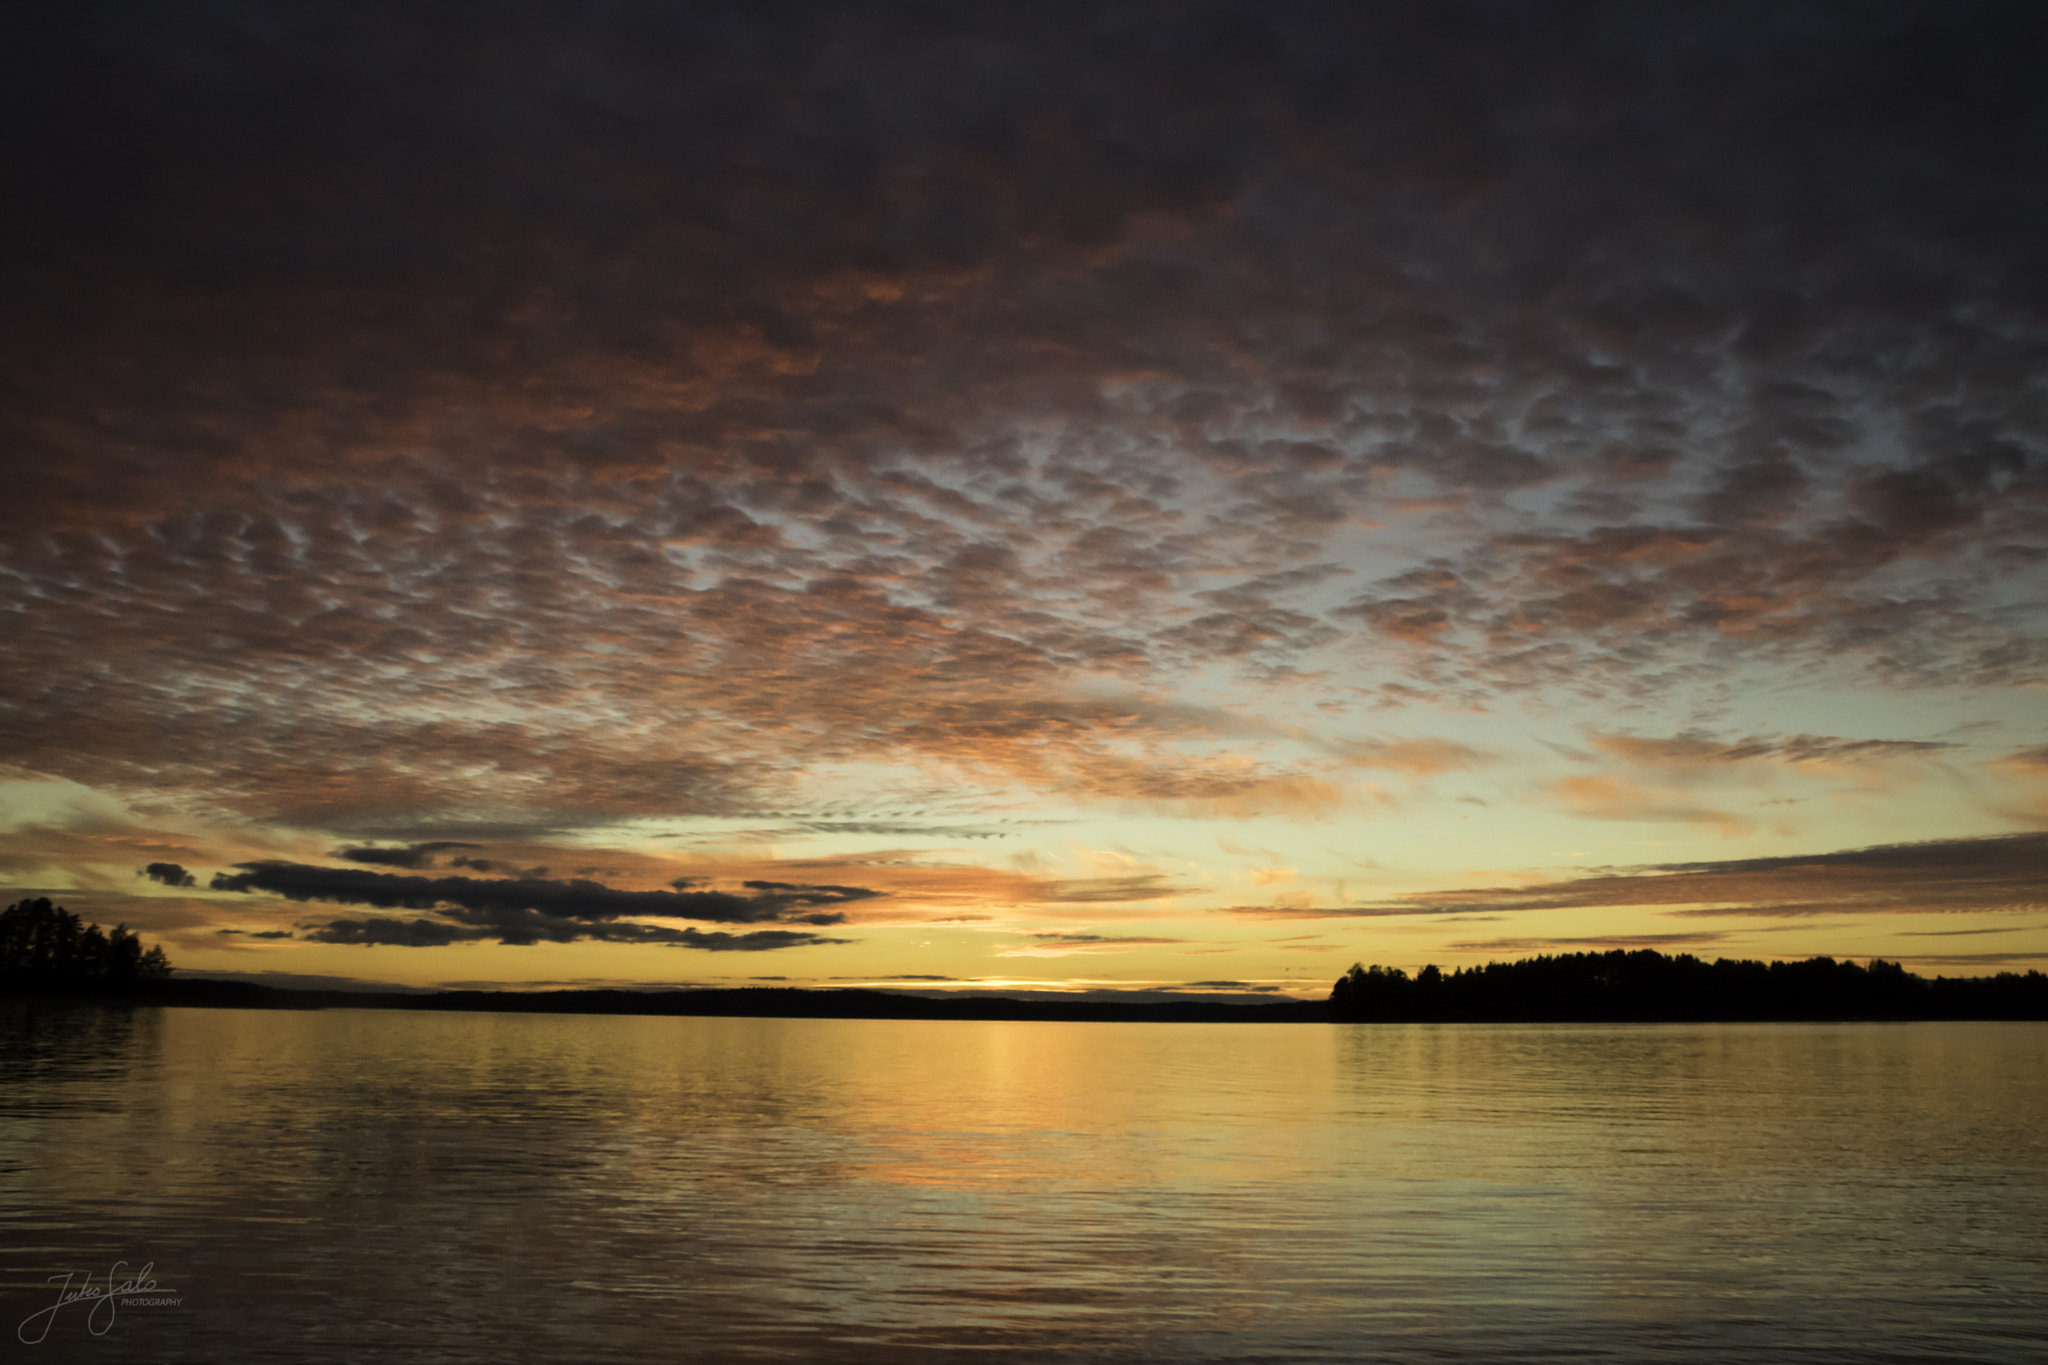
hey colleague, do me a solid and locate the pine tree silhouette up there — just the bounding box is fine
[0,898,173,989]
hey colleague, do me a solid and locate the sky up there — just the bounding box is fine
[3,0,2045,999]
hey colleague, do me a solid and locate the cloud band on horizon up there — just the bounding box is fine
[205,861,878,949]
[1227,833,2048,921]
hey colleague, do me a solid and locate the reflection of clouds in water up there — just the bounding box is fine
[6,1009,2045,1359]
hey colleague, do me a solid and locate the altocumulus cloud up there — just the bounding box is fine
[207,861,877,948]
[8,0,2043,837]
[6,0,2046,975]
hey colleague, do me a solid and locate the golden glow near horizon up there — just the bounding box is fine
[4,6,2046,997]
[6,639,2045,996]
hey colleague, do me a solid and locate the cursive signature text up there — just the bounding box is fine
[17,1261,179,1344]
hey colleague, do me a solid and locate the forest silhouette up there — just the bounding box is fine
[0,898,172,992]
[4,897,2042,1020]
[1329,950,2047,1022]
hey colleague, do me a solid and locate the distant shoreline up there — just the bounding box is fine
[6,973,2045,1023]
[10,978,1328,1023]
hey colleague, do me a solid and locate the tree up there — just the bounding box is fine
[1325,948,2041,1021]
[0,898,174,990]
[1330,962,1413,1020]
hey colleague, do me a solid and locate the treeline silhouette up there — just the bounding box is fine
[1,898,173,993]
[1330,950,2048,1022]
[75,981,1329,1023]
[6,901,2042,1022]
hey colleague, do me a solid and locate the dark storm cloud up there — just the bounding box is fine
[210,861,883,925]
[1,0,2043,834]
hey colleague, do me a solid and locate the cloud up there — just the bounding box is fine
[212,861,881,922]
[742,880,891,909]
[1448,932,1731,953]
[1994,746,2048,778]
[1026,932,1184,945]
[3,1,2046,982]
[1547,776,1751,834]
[1537,727,1968,831]
[3,5,2032,836]
[0,818,211,881]
[1587,730,1958,773]
[1773,737,1960,766]
[298,917,482,948]
[208,861,879,947]
[1326,738,1495,775]
[1228,834,2048,921]
[1031,875,1195,904]
[140,862,197,888]
[998,931,1185,957]
[1896,926,2032,937]
[297,917,843,951]
[336,842,481,869]
[756,821,1019,840]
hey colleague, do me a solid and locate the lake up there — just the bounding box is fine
[2,1003,2043,1362]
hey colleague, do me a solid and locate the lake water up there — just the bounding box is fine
[2,1004,2043,1363]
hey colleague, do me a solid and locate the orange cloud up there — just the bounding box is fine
[1327,737,1494,775]
[1993,745,2048,779]
[1546,775,1753,834]
[1223,833,2048,921]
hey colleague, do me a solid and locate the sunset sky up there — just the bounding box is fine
[4,0,2045,999]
